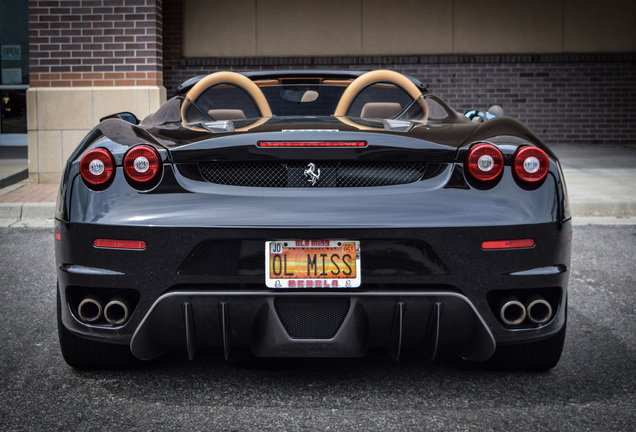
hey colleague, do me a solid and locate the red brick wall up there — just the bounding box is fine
[28,0,163,87]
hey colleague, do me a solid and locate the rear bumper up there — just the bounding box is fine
[55,220,571,362]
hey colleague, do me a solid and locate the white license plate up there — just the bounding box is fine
[265,240,361,288]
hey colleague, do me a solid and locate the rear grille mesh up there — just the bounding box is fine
[197,161,426,187]
[274,297,350,339]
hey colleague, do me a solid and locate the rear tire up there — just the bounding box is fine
[486,320,566,371]
[57,288,140,369]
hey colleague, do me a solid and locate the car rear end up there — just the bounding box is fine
[55,115,571,368]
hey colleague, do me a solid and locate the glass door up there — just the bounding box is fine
[0,0,28,146]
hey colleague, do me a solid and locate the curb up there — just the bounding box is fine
[569,202,636,217]
[573,216,635,225]
[0,202,22,219]
[0,202,55,220]
[22,202,56,219]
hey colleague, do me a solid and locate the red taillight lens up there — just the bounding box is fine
[80,148,115,186]
[123,145,162,183]
[465,143,504,181]
[513,146,549,183]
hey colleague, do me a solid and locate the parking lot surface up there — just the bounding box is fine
[0,225,635,431]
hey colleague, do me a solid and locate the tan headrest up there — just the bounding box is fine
[360,102,402,119]
[208,109,246,120]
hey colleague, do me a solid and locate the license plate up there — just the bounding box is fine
[265,240,361,288]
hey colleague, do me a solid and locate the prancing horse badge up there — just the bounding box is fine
[304,162,321,185]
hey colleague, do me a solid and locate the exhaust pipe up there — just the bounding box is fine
[526,296,553,325]
[104,297,130,325]
[78,295,104,323]
[499,297,526,326]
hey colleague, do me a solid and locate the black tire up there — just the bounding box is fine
[486,320,567,371]
[57,288,140,369]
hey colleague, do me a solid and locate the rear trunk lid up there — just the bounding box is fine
[162,116,476,189]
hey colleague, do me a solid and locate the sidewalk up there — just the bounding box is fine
[0,181,58,227]
[555,143,636,221]
[0,145,56,227]
[1,143,635,227]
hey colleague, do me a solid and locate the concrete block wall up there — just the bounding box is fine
[181,0,636,57]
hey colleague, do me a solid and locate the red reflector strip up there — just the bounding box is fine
[481,239,535,250]
[257,141,366,148]
[55,232,61,241]
[93,239,147,250]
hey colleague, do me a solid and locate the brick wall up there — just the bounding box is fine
[28,0,163,87]
[163,54,636,146]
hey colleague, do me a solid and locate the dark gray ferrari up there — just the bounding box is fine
[55,70,571,369]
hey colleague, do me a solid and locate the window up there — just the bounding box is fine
[0,0,29,145]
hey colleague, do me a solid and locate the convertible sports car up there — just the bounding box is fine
[55,70,571,370]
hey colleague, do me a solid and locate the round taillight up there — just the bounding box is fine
[123,145,162,183]
[465,143,504,181]
[513,146,549,183]
[80,148,115,186]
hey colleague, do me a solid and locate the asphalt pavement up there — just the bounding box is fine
[1,143,636,226]
[1,225,634,431]
[1,142,635,430]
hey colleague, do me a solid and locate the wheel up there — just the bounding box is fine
[57,288,140,369]
[486,320,567,371]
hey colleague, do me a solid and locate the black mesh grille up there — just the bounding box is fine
[274,297,350,339]
[198,161,426,187]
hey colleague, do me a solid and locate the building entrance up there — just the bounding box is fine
[0,0,28,146]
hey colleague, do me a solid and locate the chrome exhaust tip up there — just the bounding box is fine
[500,297,527,326]
[78,296,104,323]
[526,296,553,325]
[104,297,130,325]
